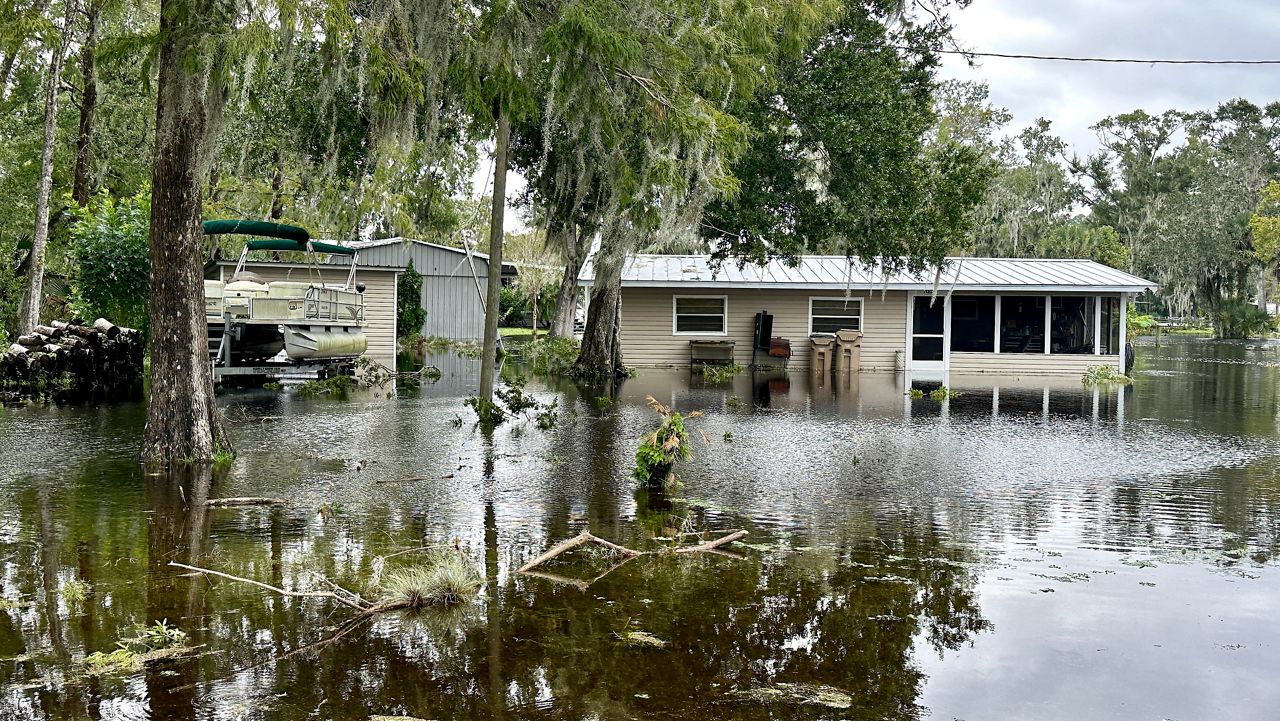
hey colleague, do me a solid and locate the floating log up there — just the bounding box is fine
[205,497,288,507]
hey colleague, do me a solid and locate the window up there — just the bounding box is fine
[1000,296,1046,353]
[673,296,727,335]
[1100,296,1122,354]
[809,298,862,334]
[1050,296,1095,354]
[950,296,996,352]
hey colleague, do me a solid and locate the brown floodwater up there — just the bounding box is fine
[2,336,1279,720]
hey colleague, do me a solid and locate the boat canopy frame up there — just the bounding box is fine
[203,219,359,290]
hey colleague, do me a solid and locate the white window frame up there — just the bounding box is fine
[808,296,864,335]
[672,294,729,336]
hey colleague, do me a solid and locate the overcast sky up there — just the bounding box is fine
[938,0,1280,153]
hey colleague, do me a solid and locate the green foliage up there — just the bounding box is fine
[522,336,580,376]
[396,259,427,339]
[1213,297,1276,339]
[84,619,188,675]
[908,388,925,399]
[1250,180,1280,264]
[380,552,483,609]
[1127,307,1158,337]
[705,3,987,271]
[66,191,151,334]
[1082,365,1132,386]
[1039,224,1131,269]
[634,395,703,489]
[726,395,745,410]
[697,363,743,385]
[297,375,357,398]
[928,386,955,401]
[62,579,88,608]
[465,376,556,428]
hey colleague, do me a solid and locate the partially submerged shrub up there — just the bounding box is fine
[465,376,556,429]
[523,336,580,376]
[297,374,356,398]
[380,552,483,609]
[83,619,188,675]
[697,363,743,385]
[634,396,704,489]
[1082,364,1132,386]
[928,386,955,401]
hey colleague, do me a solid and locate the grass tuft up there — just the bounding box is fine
[380,552,484,609]
[1082,364,1132,386]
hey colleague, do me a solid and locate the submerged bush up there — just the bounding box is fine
[697,363,743,385]
[523,336,580,376]
[1082,364,1132,386]
[634,395,704,489]
[380,552,483,609]
[465,376,556,428]
[1213,297,1275,339]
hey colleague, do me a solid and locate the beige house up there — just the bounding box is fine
[581,255,1155,376]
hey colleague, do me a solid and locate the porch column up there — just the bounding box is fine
[1118,292,1128,371]
[993,295,1001,353]
[1093,295,1102,355]
[1044,295,1051,354]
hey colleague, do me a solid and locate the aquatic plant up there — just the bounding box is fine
[697,363,743,385]
[261,381,281,390]
[634,396,704,489]
[928,386,955,401]
[726,395,745,410]
[908,388,925,399]
[83,619,189,675]
[140,619,188,649]
[723,431,734,443]
[380,552,483,609]
[615,628,668,648]
[1082,364,1132,386]
[452,340,483,358]
[62,579,88,608]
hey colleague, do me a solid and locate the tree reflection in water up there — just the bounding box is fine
[0,451,989,720]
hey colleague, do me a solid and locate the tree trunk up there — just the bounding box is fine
[268,147,284,219]
[550,224,585,338]
[17,0,80,334]
[530,287,538,340]
[478,111,510,400]
[141,0,230,464]
[72,1,99,206]
[573,268,623,380]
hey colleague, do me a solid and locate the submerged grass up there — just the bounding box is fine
[380,552,483,609]
[697,363,743,385]
[1082,364,1132,386]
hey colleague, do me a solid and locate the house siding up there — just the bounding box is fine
[224,263,399,366]
[618,287,906,371]
[618,287,1125,375]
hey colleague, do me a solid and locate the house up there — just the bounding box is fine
[580,254,1156,376]
[336,238,516,341]
[211,260,401,366]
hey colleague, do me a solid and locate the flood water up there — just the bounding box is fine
[2,337,1280,720]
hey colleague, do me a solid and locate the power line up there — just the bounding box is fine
[909,46,1280,65]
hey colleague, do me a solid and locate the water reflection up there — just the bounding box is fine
[1,338,1280,719]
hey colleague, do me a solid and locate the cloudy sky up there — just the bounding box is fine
[938,0,1280,153]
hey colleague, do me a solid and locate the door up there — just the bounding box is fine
[908,293,949,376]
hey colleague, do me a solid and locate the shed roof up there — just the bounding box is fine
[581,254,1155,293]
[347,237,517,271]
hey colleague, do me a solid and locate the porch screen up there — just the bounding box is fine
[810,298,862,334]
[674,297,727,334]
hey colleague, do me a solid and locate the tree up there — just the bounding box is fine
[704,1,988,271]
[67,190,150,334]
[17,0,80,333]
[396,258,426,339]
[140,0,231,463]
[504,230,560,338]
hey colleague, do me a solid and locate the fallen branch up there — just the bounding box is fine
[205,497,288,507]
[517,529,749,578]
[169,561,375,612]
[674,530,749,554]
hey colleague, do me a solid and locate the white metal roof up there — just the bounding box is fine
[580,254,1155,293]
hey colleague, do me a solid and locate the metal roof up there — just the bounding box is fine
[580,254,1155,293]
[347,237,517,270]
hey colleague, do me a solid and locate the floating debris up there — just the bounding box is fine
[735,682,853,709]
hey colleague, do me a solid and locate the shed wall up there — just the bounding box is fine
[356,242,489,340]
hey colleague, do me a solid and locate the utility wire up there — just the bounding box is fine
[901,46,1280,65]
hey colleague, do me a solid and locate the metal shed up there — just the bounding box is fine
[338,238,513,341]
